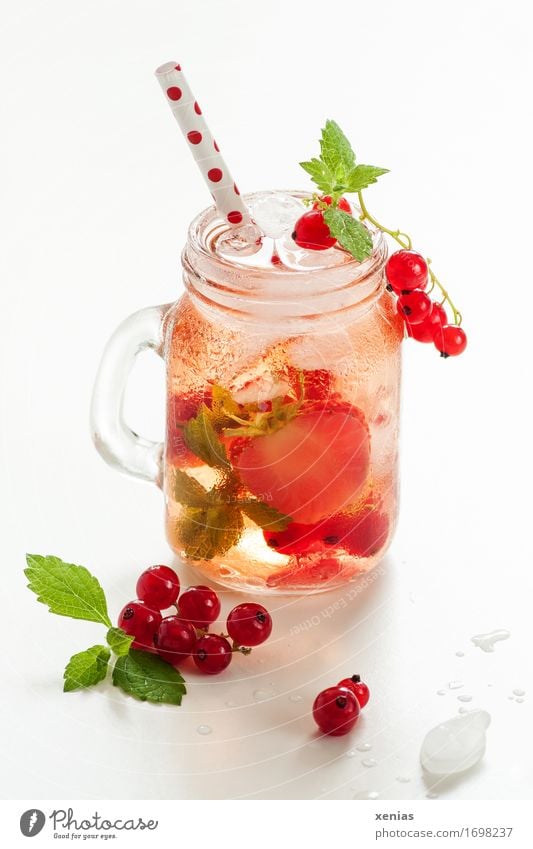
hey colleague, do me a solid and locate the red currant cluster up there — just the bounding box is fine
[385,250,467,357]
[117,565,272,675]
[313,674,370,736]
[292,196,466,358]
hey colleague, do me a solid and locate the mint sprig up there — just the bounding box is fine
[25,554,187,706]
[112,650,186,705]
[64,645,110,692]
[183,406,230,470]
[106,627,134,656]
[323,207,373,262]
[171,386,295,559]
[25,554,112,626]
[300,120,389,260]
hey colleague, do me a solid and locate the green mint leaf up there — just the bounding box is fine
[320,120,356,182]
[112,649,186,705]
[63,645,110,692]
[25,554,112,627]
[183,407,230,469]
[106,627,134,656]
[345,164,389,192]
[323,207,373,261]
[211,384,241,418]
[299,158,336,194]
[240,500,292,531]
[177,504,243,560]
[173,468,210,508]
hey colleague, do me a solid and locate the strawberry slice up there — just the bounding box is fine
[321,504,390,557]
[232,400,370,524]
[287,367,336,401]
[263,521,324,555]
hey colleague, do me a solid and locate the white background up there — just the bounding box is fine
[1,0,532,803]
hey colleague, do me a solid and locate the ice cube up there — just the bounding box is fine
[275,231,353,271]
[420,710,491,776]
[215,223,263,259]
[248,192,306,240]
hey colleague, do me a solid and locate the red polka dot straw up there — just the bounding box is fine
[155,61,249,227]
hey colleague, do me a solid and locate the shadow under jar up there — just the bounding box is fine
[91,192,403,594]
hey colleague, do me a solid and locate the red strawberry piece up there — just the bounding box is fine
[166,389,211,467]
[321,504,390,557]
[232,400,370,524]
[287,367,336,401]
[263,521,324,555]
[266,556,344,589]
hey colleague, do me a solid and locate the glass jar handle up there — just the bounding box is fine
[90,304,171,486]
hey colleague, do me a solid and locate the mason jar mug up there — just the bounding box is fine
[91,192,403,593]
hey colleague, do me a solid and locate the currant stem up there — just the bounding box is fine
[357,191,462,326]
[231,640,252,656]
[357,191,412,250]
[427,263,462,326]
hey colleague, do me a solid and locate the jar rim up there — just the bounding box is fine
[187,190,386,276]
[182,190,388,321]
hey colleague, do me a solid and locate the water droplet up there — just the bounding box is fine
[448,681,464,690]
[253,687,276,702]
[437,689,446,696]
[456,651,465,657]
[420,710,491,776]
[471,629,510,653]
[362,758,377,768]
[289,694,303,703]
[196,725,212,736]
[508,695,515,701]
[353,790,380,800]
[356,742,373,752]
[224,700,237,707]
[458,694,472,703]
[513,688,525,697]
[396,776,411,783]
[458,707,469,714]
[426,791,439,799]
[345,750,357,759]
[516,697,524,704]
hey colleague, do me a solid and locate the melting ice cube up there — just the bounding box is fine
[215,223,263,259]
[471,629,510,652]
[248,192,306,239]
[420,710,491,776]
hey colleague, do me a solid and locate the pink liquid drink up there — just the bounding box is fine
[161,191,402,592]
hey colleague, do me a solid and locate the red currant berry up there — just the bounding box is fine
[386,250,428,294]
[337,674,370,708]
[136,565,180,610]
[312,685,360,736]
[407,302,447,342]
[313,195,352,214]
[154,616,196,666]
[433,324,467,358]
[226,603,273,647]
[193,634,233,675]
[397,290,432,325]
[292,210,336,251]
[118,600,162,651]
[177,585,221,629]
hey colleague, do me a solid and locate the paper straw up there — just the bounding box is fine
[155,61,250,227]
